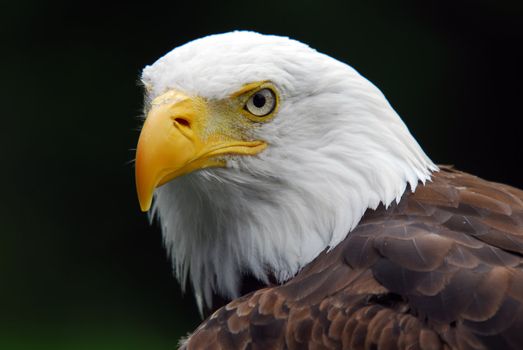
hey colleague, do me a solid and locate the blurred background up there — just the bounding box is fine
[1,0,522,349]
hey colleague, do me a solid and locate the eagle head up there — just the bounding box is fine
[135,31,436,312]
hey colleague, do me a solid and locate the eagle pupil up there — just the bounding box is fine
[253,93,266,108]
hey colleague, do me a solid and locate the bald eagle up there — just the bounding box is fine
[135,32,523,349]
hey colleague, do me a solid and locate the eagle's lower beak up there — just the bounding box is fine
[135,90,266,212]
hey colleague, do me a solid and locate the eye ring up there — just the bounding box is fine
[244,88,276,117]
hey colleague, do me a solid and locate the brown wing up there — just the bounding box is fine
[181,167,523,350]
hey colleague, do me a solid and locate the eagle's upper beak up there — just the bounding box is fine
[135,90,267,212]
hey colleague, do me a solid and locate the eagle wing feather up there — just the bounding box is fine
[182,167,523,349]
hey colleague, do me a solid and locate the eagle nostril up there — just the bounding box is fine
[174,117,190,128]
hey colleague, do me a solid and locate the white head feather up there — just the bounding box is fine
[141,31,437,312]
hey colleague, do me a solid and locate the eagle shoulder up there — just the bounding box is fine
[182,167,523,349]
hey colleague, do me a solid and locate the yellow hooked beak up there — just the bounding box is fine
[135,90,267,212]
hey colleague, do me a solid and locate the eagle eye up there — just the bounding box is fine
[245,88,276,117]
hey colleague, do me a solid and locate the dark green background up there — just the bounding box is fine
[1,0,522,348]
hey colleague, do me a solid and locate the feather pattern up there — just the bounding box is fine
[181,167,523,349]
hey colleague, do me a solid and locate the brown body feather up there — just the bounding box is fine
[181,167,523,349]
